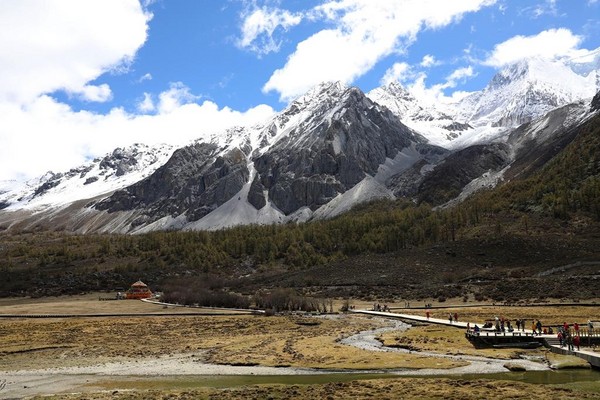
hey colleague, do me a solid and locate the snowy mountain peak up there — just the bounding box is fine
[298,81,349,102]
[487,57,594,95]
[382,81,414,100]
[0,142,175,211]
[466,57,598,129]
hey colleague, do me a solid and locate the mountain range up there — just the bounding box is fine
[1,55,599,234]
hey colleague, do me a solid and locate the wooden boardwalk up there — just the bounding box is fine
[353,309,600,369]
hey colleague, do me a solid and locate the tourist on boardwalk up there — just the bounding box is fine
[536,320,543,335]
[531,321,537,335]
[454,312,458,322]
[574,322,579,334]
[566,333,574,351]
[563,322,569,332]
[520,319,526,332]
[467,322,470,331]
[557,330,564,347]
[516,319,521,331]
[474,324,480,333]
[574,335,580,351]
[426,310,430,320]
[449,313,453,323]
[588,320,594,335]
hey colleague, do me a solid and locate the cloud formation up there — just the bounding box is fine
[237,5,302,55]
[261,0,497,101]
[484,28,585,66]
[0,90,274,181]
[0,0,150,104]
[0,1,275,182]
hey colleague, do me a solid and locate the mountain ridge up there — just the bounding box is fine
[1,56,599,233]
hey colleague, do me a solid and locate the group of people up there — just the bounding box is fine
[486,316,533,333]
[557,321,596,351]
[557,326,580,351]
[372,303,390,312]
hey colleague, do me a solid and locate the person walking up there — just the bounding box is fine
[574,335,580,351]
[454,312,458,323]
[566,333,574,351]
[449,313,453,323]
[426,310,430,320]
[536,320,543,336]
[558,330,564,347]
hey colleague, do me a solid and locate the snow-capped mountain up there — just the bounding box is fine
[91,82,445,232]
[0,143,175,211]
[460,57,596,127]
[1,64,599,234]
[368,81,474,147]
[369,55,599,149]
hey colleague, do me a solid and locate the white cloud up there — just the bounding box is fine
[138,73,153,83]
[381,62,412,85]
[446,66,475,83]
[521,0,559,18]
[420,54,439,68]
[0,0,151,104]
[77,84,113,103]
[137,92,155,113]
[0,2,276,182]
[484,28,586,67]
[238,5,302,55]
[157,82,201,114]
[262,0,497,101]
[0,92,275,181]
[406,66,476,106]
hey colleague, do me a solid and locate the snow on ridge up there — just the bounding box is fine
[0,143,175,211]
[368,54,599,149]
[184,162,285,231]
[313,175,394,220]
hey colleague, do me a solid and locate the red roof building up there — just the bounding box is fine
[125,280,153,299]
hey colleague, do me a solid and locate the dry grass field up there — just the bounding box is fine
[1,295,599,399]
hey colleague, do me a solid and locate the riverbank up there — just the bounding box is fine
[1,295,599,398]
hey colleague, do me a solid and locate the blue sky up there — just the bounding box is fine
[1,0,599,181]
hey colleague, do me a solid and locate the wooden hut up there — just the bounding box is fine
[125,280,153,299]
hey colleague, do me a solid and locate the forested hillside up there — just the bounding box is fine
[1,112,600,300]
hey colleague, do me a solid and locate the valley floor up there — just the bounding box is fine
[1,295,599,399]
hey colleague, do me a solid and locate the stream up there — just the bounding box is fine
[337,318,550,375]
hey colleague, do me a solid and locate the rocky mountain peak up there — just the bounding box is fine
[592,90,600,112]
[382,81,414,100]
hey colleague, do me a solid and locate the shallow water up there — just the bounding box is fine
[104,368,600,389]
[425,368,600,385]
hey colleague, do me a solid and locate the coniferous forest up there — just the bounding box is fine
[1,113,600,302]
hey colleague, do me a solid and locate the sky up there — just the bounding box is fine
[1,0,599,182]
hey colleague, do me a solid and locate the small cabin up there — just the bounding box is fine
[125,280,153,299]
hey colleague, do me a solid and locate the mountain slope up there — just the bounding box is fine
[0,143,174,212]
[90,82,444,232]
[460,57,596,128]
[0,74,598,234]
[369,56,599,149]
